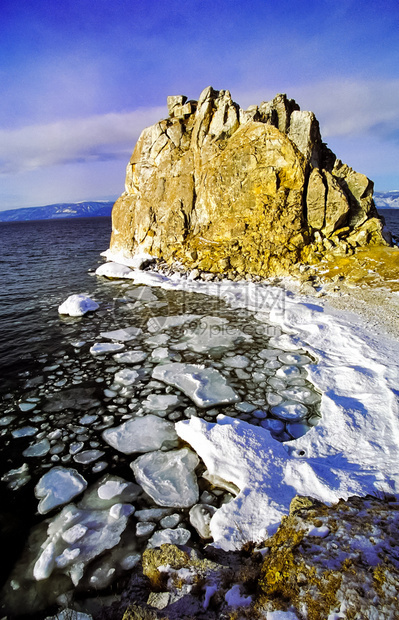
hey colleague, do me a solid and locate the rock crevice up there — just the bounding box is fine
[110,86,387,277]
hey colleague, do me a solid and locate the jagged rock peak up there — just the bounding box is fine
[110,86,388,278]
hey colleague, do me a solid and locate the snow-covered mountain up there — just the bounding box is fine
[374,191,399,209]
[0,200,114,222]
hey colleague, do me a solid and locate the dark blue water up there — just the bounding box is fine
[378,208,399,242]
[0,218,112,390]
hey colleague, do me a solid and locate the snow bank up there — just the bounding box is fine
[117,267,399,551]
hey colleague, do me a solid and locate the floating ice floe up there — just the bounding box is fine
[153,362,239,408]
[223,354,251,369]
[12,425,38,438]
[148,527,191,548]
[33,502,134,584]
[113,368,140,386]
[78,474,141,510]
[113,350,148,364]
[189,503,217,539]
[100,327,142,341]
[278,386,320,405]
[102,415,178,454]
[1,463,31,490]
[131,448,199,507]
[127,286,158,301]
[271,401,308,421]
[90,342,125,356]
[147,314,200,333]
[73,449,105,464]
[182,316,252,353]
[143,393,181,414]
[58,294,99,317]
[95,262,133,278]
[35,467,88,514]
[18,401,36,412]
[23,439,51,458]
[0,415,16,426]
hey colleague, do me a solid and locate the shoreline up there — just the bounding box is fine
[2,248,399,619]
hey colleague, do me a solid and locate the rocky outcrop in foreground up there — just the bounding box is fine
[110,87,388,277]
[102,494,399,620]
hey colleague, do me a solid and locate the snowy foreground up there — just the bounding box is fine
[2,257,399,617]
[94,259,399,550]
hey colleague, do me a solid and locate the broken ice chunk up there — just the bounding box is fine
[79,474,141,510]
[33,502,133,584]
[271,401,308,422]
[102,415,178,455]
[90,342,125,356]
[12,426,38,438]
[131,448,199,507]
[136,522,156,537]
[276,365,304,379]
[113,368,140,386]
[143,393,181,414]
[23,438,51,457]
[223,355,251,369]
[18,402,36,412]
[113,351,148,364]
[278,386,320,405]
[58,294,99,317]
[182,316,252,353]
[147,314,200,333]
[35,467,88,514]
[148,527,191,548]
[1,463,31,490]
[73,450,105,464]
[152,362,239,408]
[189,503,217,539]
[278,352,312,366]
[127,286,158,301]
[100,327,142,342]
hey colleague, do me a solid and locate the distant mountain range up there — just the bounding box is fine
[0,200,114,222]
[0,192,397,223]
[374,191,399,209]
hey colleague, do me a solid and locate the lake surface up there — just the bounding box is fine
[0,217,113,390]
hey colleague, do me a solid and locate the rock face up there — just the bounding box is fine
[110,87,387,277]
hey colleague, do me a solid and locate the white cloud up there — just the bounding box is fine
[234,78,399,139]
[0,106,166,174]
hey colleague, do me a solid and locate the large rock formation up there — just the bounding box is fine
[110,87,388,277]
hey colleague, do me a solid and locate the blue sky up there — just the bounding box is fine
[1,0,399,209]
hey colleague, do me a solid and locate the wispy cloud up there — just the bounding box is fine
[235,78,399,140]
[0,106,165,174]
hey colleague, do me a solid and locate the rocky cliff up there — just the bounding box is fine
[110,87,388,277]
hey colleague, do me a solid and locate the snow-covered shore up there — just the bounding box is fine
[96,259,399,551]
